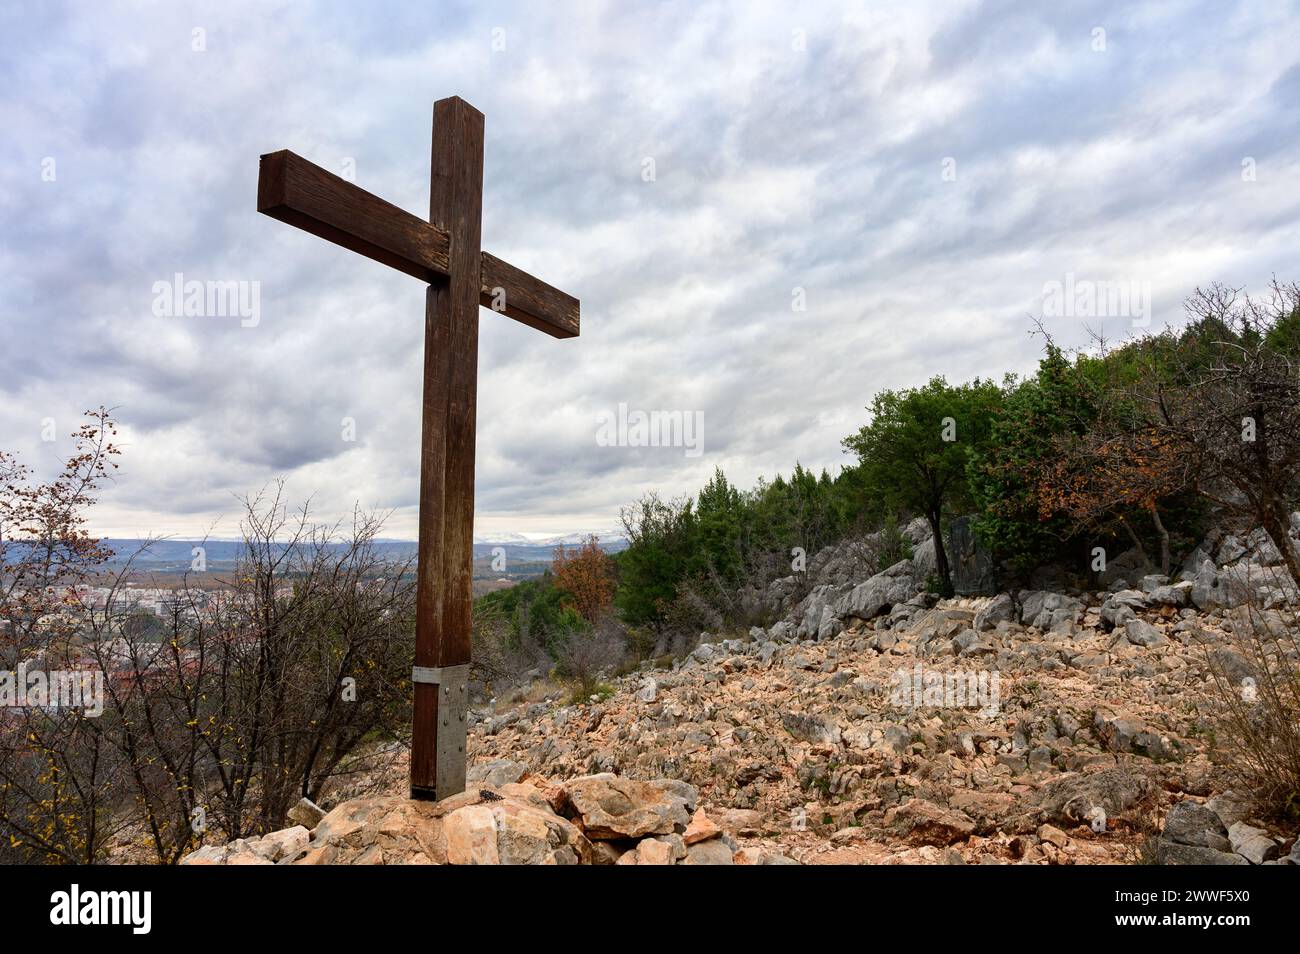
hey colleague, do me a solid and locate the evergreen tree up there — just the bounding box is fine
[843,376,1002,595]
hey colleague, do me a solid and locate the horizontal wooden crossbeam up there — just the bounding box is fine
[258,150,449,281]
[479,251,579,338]
[257,150,579,338]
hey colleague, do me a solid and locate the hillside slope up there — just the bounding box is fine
[180,520,1300,865]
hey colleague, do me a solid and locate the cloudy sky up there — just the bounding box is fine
[3,0,1299,540]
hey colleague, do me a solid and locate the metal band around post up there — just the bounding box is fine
[411,663,470,799]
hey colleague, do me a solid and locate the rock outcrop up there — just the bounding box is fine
[1154,797,1290,865]
[181,772,796,866]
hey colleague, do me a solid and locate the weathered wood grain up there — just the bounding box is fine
[258,149,451,282]
[480,252,580,338]
[409,96,483,799]
[258,150,579,336]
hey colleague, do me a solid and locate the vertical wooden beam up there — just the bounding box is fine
[409,281,450,798]
[410,96,484,800]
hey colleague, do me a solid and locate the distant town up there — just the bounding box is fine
[86,531,629,592]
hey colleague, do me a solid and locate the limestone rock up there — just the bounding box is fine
[1190,559,1223,610]
[287,797,327,830]
[835,560,921,622]
[1157,840,1249,865]
[1018,591,1084,630]
[444,805,500,864]
[258,825,311,862]
[1162,800,1228,849]
[637,677,658,703]
[560,773,695,840]
[636,834,686,865]
[714,808,767,836]
[1092,709,1172,759]
[684,838,735,865]
[733,846,799,865]
[1033,768,1155,826]
[973,593,1015,632]
[1124,618,1167,648]
[781,711,842,746]
[1227,821,1279,864]
[180,826,309,865]
[1100,590,1146,630]
[467,758,529,788]
[1148,583,1191,607]
[885,799,975,846]
[683,807,722,845]
[1037,824,1070,849]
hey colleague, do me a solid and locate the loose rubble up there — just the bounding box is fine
[181,772,793,866]
[181,518,1300,865]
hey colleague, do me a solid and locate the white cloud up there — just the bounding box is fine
[2,0,1300,539]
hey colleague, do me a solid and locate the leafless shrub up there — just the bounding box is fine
[1201,568,1300,822]
[471,596,547,693]
[670,577,724,634]
[1108,280,1300,589]
[554,613,626,701]
[0,483,417,863]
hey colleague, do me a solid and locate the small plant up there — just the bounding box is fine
[874,513,914,570]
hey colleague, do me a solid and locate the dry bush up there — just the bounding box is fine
[1116,281,1300,589]
[553,613,626,702]
[0,482,417,864]
[470,596,548,694]
[1112,762,1167,865]
[1202,571,1300,823]
[551,536,616,623]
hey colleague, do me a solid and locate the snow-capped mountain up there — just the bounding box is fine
[471,532,537,546]
[473,530,626,547]
[533,530,626,547]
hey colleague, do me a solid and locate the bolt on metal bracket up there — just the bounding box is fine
[412,663,469,799]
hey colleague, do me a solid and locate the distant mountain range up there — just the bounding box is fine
[473,530,627,548]
[91,531,627,572]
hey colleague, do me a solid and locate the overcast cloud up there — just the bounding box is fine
[3,0,1299,539]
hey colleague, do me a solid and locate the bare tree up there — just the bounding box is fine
[0,471,418,863]
[0,409,122,863]
[1093,280,1300,586]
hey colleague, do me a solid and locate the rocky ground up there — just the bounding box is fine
[181,520,1300,865]
[454,598,1288,864]
[182,773,793,866]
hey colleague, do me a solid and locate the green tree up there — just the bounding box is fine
[614,493,695,631]
[476,571,580,658]
[842,376,1002,595]
[746,463,850,565]
[969,347,1101,571]
[692,468,747,584]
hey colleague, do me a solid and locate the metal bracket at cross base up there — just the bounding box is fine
[410,664,469,800]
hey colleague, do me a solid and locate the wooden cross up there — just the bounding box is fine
[256,96,579,800]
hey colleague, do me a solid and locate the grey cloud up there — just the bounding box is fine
[2,0,1299,537]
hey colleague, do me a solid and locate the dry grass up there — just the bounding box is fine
[1201,570,1300,823]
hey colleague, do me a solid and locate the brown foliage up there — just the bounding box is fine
[551,535,615,624]
[1115,281,1300,588]
[1038,427,1183,573]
